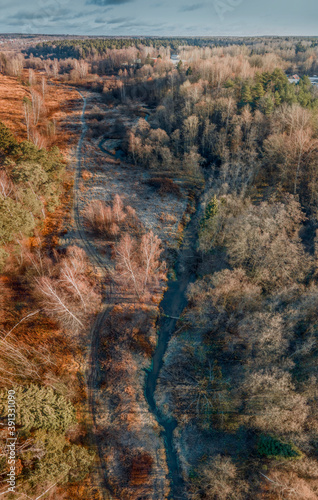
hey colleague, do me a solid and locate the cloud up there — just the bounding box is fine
[86,0,133,5]
[94,18,108,24]
[7,8,73,22]
[117,20,156,28]
[108,16,132,23]
[94,16,131,24]
[5,8,79,28]
[114,20,169,31]
[180,3,206,12]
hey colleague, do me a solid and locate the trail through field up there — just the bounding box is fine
[73,91,114,500]
[74,92,107,271]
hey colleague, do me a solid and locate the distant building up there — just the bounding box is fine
[288,74,300,84]
[309,76,318,87]
[170,54,180,65]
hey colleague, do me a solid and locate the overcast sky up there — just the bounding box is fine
[1,0,317,36]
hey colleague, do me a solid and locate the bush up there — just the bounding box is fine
[0,385,76,433]
[146,177,181,196]
[0,197,36,243]
[194,455,249,500]
[27,430,95,485]
[258,434,302,459]
[128,451,153,486]
[0,121,18,155]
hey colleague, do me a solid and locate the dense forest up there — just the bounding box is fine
[21,36,318,75]
[1,36,318,499]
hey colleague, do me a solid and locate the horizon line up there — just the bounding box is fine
[1,33,318,38]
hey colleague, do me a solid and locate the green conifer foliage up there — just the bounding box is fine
[241,84,253,105]
[0,385,76,433]
[258,435,302,459]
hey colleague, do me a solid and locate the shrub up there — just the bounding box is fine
[28,430,95,485]
[0,385,76,433]
[82,195,139,238]
[146,177,181,196]
[194,455,249,500]
[0,121,18,155]
[128,451,153,486]
[258,434,302,459]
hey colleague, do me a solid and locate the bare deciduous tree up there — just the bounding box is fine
[141,231,165,292]
[5,54,24,76]
[76,59,89,79]
[30,129,46,149]
[28,68,36,86]
[192,455,249,500]
[31,90,43,126]
[35,276,85,330]
[23,99,32,141]
[52,58,60,78]
[41,76,47,100]
[0,170,13,199]
[113,231,166,300]
[34,246,100,334]
[82,195,137,238]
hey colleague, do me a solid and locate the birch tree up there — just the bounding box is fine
[114,231,166,300]
[23,98,32,141]
[34,246,100,334]
[31,90,43,127]
[41,76,47,100]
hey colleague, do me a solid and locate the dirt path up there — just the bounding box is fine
[73,90,114,500]
[73,92,109,272]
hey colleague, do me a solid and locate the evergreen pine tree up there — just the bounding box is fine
[0,385,76,432]
[264,96,274,115]
[241,84,253,104]
[254,82,265,99]
[177,60,183,72]
[0,121,18,155]
[274,90,282,106]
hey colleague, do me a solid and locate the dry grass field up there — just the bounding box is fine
[0,72,80,152]
[0,74,29,138]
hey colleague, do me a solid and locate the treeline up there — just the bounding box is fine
[5,37,318,83]
[0,122,65,269]
[23,36,318,61]
[123,61,318,210]
[22,37,277,60]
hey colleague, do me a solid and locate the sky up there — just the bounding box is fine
[0,0,317,37]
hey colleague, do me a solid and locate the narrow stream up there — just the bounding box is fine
[98,138,125,159]
[145,207,200,499]
[84,96,201,497]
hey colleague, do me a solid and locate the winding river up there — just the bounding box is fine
[145,205,200,500]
